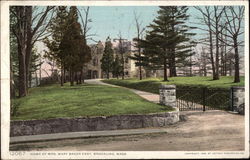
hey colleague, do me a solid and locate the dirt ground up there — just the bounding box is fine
[10,110,245,151]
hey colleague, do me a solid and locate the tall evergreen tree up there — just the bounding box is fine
[44,6,69,86]
[101,37,114,79]
[60,6,91,86]
[112,55,123,79]
[167,6,196,77]
[139,6,196,81]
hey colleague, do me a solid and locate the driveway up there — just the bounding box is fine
[10,110,244,151]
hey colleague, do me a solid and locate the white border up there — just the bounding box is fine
[1,1,249,159]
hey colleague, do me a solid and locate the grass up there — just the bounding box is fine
[102,76,245,94]
[11,83,172,121]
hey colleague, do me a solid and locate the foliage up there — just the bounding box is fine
[11,83,173,120]
[29,48,43,77]
[112,54,123,78]
[10,6,54,97]
[43,6,69,68]
[138,6,196,80]
[101,37,114,79]
[59,6,91,85]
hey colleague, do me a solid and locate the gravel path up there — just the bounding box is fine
[85,79,159,103]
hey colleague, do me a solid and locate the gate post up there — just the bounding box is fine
[230,86,245,114]
[159,85,176,108]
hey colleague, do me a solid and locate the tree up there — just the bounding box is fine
[195,6,225,80]
[10,6,54,97]
[28,48,43,88]
[139,6,196,81]
[59,6,91,86]
[117,32,127,80]
[141,31,170,81]
[167,6,196,77]
[112,55,123,79]
[101,37,114,79]
[77,6,93,83]
[222,6,244,83]
[10,9,19,98]
[43,6,69,86]
[75,36,91,84]
[129,11,146,80]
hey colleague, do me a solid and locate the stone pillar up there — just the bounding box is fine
[159,85,176,108]
[231,86,245,114]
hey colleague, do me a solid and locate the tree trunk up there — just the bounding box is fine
[138,39,142,80]
[70,68,74,86]
[79,69,83,84]
[223,32,227,76]
[107,71,109,79]
[29,70,32,88]
[163,58,169,81]
[60,64,64,86]
[169,48,177,77]
[172,60,177,77]
[122,54,124,80]
[63,67,66,83]
[35,71,38,87]
[214,13,220,80]
[229,60,232,76]
[18,46,27,97]
[233,38,240,83]
[10,58,16,99]
[139,65,142,80]
[209,29,216,80]
[138,48,142,80]
[224,53,227,76]
[25,6,33,92]
[206,12,216,80]
[220,29,224,76]
[75,72,79,84]
[16,6,28,97]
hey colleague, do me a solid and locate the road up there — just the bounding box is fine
[10,110,245,151]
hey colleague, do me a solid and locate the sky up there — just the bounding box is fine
[80,6,159,43]
[78,6,207,44]
[34,6,245,76]
[36,6,244,55]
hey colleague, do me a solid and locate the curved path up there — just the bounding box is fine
[85,79,159,103]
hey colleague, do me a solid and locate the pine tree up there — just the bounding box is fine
[60,6,91,86]
[112,55,123,79]
[139,6,196,81]
[44,6,69,86]
[101,37,114,79]
[167,6,196,77]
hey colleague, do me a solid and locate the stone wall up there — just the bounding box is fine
[10,110,179,137]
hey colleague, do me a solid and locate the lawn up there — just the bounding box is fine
[11,83,172,120]
[102,76,245,94]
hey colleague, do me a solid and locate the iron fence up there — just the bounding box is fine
[176,88,231,111]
